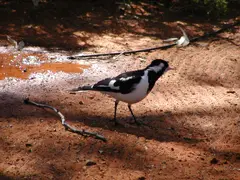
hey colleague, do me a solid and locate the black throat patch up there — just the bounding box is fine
[147,70,161,93]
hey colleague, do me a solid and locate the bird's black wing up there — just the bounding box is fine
[111,70,144,94]
[76,70,144,94]
[92,78,119,92]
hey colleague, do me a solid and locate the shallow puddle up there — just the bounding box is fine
[0,53,89,80]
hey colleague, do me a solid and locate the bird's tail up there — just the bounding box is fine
[70,85,93,92]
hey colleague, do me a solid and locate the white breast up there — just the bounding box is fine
[106,71,149,104]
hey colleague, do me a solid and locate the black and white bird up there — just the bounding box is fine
[71,59,173,125]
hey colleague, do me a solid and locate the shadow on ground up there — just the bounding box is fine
[1,0,238,52]
[0,91,239,144]
[1,91,239,179]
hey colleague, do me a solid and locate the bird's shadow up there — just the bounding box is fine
[0,91,195,144]
[1,91,239,145]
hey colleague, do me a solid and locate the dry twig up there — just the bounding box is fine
[68,21,239,59]
[24,98,107,142]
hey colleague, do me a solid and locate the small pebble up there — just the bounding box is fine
[98,150,104,154]
[227,90,235,94]
[25,143,32,147]
[79,101,84,105]
[86,160,96,166]
[210,158,218,164]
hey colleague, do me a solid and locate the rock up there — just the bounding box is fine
[210,158,218,164]
[227,90,235,94]
[25,143,32,147]
[98,150,104,154]
[79,101,84,105]
[86,160,96,166]
[89,96,94,99]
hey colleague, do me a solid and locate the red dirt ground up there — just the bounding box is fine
[0,1,240,180]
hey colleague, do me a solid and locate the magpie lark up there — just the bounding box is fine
[71,59,173,125]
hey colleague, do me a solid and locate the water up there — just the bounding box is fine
[0,52,89,80]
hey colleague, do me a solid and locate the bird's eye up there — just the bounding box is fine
[159,63,164,68]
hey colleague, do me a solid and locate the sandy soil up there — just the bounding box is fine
[0,1,240,180]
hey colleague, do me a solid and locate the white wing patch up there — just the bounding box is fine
[119,76,134,81]
[106,71,149,104]
[149,63,164,73]
[109,80,120,90]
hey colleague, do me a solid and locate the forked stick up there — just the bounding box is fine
[24,98,107,142]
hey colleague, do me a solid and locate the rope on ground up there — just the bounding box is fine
[68,20,239,59]
[24,98,107,142]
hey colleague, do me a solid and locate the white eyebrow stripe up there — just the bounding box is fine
[149,63,164,72]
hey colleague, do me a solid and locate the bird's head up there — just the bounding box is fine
[146,59,174,75]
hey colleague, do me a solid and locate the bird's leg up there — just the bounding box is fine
[128,104,141,125]
[113,100,119,125]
